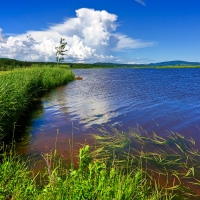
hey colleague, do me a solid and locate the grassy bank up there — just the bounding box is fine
[0,66,75,143]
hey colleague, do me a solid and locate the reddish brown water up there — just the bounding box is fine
[16,68,200,193]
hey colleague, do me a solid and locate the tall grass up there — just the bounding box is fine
[0,144,175,200]
[0,66,75,143]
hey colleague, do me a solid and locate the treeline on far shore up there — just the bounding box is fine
[0,58,128,70]
[1,58,200,71]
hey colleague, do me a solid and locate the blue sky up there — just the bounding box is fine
[0,0,200,64]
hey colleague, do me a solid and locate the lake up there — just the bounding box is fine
[16,68,200,165]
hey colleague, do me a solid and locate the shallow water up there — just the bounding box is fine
[16,68,200,161]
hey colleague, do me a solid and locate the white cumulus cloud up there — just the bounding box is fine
[114,34,154,50]
[0,8,153,62]
[135,0,146,6]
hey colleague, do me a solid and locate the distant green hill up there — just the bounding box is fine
[148,60,200,66]
[94,60,200,67]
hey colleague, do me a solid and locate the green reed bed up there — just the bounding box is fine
[0,66,75,142]
[0,143,175,200]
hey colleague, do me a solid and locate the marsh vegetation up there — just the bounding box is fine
[0,66,75,144]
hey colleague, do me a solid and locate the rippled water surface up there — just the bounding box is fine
[17,68,200,160]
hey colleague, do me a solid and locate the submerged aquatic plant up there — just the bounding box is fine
[92,127,200,199]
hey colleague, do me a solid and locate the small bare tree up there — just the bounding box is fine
[55,38,67,65]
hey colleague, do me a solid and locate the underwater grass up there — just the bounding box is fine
[92,127,200,199]
[0,66,75,143]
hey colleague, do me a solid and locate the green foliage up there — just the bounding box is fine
[78,145,91,171]
[0,58,31,71]
[0,152,37,199]
[0,58,71,71]
[0,145,173,200]
[0,67,75,143]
